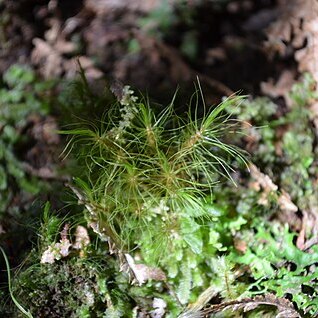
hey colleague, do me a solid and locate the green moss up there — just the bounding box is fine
[0,65,56,218]
[9,73,318,317]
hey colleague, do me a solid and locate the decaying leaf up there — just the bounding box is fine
[249,164,298,214]
[73,225,90,250]
[278,190,298,214]
[234,237,248,254]
[249,163,277,206]
[295,16,318,85]
[179,286,218,318]
[31,17,102,79]
[229,294,300,317]
[297,209,318,250]
[40,245,58,264]
[40,238,72,264]
[32,38,64,78]
[60,223,69,241]
[85,0,177,14]
[249,163,277,193]
[309,101,318,134]
[180,294,300,318]
[150,298,167,318]
[124,253,166,285]
[260,70,295,107]
[58,238,72,257]
[0,224,5,235]
[265,0,318,85]
[40,224,72,264]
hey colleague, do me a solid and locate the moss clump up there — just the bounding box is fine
[13,245,136,317]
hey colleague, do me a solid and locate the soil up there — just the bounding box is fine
[1,0,296,103]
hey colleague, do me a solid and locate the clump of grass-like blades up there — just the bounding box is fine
[62,84,247,260]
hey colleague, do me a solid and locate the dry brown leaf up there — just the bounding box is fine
[297,202,318,250]
[40,238,72,264]
[45,19,76,52]
[260,70,295,107]
[265,0,318,84]
[205,47,227,65]
[278,190,298,214]
[310,101,318,133]
[31,19,74,77]
[40,223,72,263]
[295,16,318,84]
[32,38,63,78]
[249,164,298,217]
[85,0,177,14]
[234,238,248,254]
[276,190,300,232]
[124,253,166,285]
[0,224,5,235]
[249,163,277,205]
[31,16,102,79]
[243,7,279,32]
[73,225,90,250]
[150,298,167,318]
[60,223,69,241]
[190,294,300,318]
[40,246,58,264]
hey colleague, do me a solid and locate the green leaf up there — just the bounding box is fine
[3,64,35,87]
[7,161,24,179]
[3,125,19,143]
[180,217,200,234]
[19,178,40,194]
[231,249,275,279]
[204,203,224,217]
[0,165,7,190]
[180,217,202,254]
[183,232,203,254]
[177,258,192,304]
